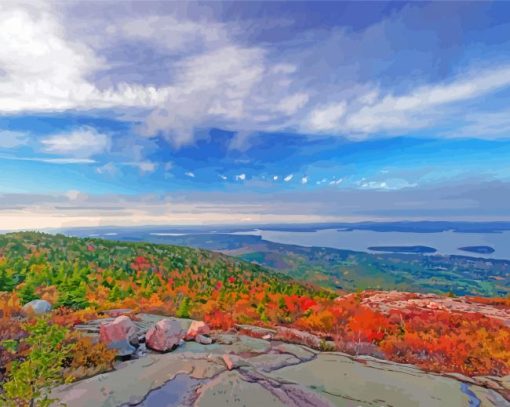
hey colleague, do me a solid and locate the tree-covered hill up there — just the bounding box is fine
[0,232,333,313]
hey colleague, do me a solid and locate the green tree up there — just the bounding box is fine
[0,267,16,291]
[176,296,191,318]
[1,318,74,407]
[56,280,89,309]
[18,282,37,305]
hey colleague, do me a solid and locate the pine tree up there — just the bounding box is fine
[176,297,191,318]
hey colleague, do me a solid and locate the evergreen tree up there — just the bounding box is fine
[176,297,191,318]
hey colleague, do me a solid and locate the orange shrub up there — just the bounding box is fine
[64,333,116,381]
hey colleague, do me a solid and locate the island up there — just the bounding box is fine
[459,246,495,254]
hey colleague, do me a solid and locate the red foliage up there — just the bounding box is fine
[204,310,234,331]
[379,309,510,376]
[131,256,151,271]
[347,307,393,342]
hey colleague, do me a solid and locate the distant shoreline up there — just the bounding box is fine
[367,245,437,254]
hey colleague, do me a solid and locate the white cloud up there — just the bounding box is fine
[359,178,416,190]
[65,190,86,201]
[273,175,279,181]
[112,14,226,53]
[329,178,343,185]
[41,126,110,158]
[0,2,169,113]
[272,63,297,75]
[229,131,254,152]
[1,1,510,146]
[453,108,510,139]
[0,3,310,147]
[301,176,308,184]
[114,161,157,174]
[96,162,118,176]
[185,171,195,178]
[235,173,246,181]
[0,154,94,164]
[284,174,294,182]
[277,93,309,115]
[140,45,268,147]
[133,161,157,173]
[219,174,227,180]
[0,130,29,148]
[305,65,510,137]
[306,102,347,132]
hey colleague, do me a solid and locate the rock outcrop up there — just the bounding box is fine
[53,328,510,407]
[352,290,510,326]
[59,313,510,406]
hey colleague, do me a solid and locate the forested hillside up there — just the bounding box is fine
[0,232,328,316]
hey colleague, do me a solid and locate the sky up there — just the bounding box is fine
[1,0,510,229]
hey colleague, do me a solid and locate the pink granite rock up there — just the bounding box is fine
[223,354,235,370]
[145,318,185,352]
[185,320,210,341]
[99,315,137,356]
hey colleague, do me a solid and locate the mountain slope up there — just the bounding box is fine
[0,232,331,312]
[100,232,510,297]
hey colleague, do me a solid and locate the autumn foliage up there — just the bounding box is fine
[0,231,509,384]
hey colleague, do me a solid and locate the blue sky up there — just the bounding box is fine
[0,1,509,228]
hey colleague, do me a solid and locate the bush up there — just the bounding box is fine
[1,318,73,407]
[63,333,116,381]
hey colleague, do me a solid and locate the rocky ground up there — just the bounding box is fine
[50,312,510,407]
[357,290,510,325]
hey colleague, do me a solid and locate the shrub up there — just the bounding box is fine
[63,333,116,381]
[1,318,73,407]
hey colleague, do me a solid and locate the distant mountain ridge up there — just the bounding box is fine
[57,220,510,236]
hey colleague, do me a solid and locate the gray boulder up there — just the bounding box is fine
[22,299,52,315]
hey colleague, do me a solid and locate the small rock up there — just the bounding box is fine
[196,334,213,345]
[185,320,210,341]
[222,354,248,370]
[22,299,52,315]
[146,318,185,352]
[223,354,235,370]
[262,334,272,340]
[134,343,147,358]
[99,315,138,357]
